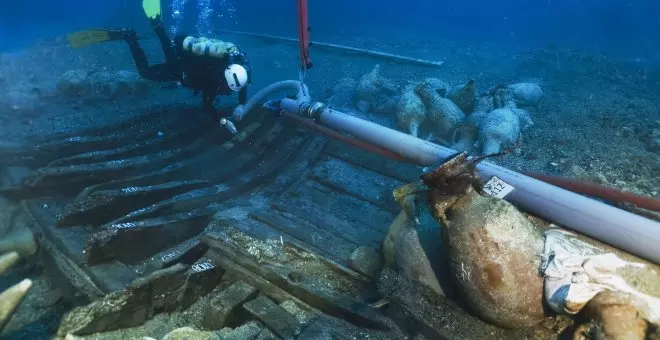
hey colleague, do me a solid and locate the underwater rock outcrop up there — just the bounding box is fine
[56,69,151,101]
[89,70,150,100]
[395,85,426,137]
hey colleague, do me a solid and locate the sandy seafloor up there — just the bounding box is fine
[0,29,658,339]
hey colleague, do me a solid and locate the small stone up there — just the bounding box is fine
[646,129,660,152]
[540,318,556,330]
[349,246,383,279]
[569,165,589,180]
[161,327,221,340]
[620,126,634,137]
[593,172,608,184]
[614,180,627,188]
[219,321,268,340]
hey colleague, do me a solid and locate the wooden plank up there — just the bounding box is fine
[74,117,269,195]
[209,216,343,268]
[58,180,211,228]
[248,209,355,263]
[203,280,259,329]
[322,139,421,183]
[285,179,395,235]
[86,261,140,293]
[86,211,212,265]
[309,156,403,212]
[24,199,89,263]
[201,232,389,330]
[242,294,302,340]
[107,130,309,223]
[254,134,328,198]
[135,238,208,275]
[270,198,384,250]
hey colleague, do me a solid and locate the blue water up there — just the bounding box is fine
[1,0,659,64]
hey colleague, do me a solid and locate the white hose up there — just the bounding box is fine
[240,80,310,121]
[278,97,660,265]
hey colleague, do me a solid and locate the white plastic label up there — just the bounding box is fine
[191,261,215,272]
[483,176,514,199]
[160,250,181,262]
[113,222,136,229]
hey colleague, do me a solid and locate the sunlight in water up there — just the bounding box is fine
[195,0,213,36]
[169,0,187,36]
[169,0,238,37]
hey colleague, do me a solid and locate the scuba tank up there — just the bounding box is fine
[182,36,239,58]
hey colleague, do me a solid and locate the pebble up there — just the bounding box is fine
[161,327,221,340]
[620,126,634,137]
[594,172,608,184]
[646,128,660,152]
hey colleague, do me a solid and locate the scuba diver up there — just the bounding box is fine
[67,0,250,133]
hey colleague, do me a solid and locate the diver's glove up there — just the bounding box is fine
[220,118,238,134]
[231,105,245,121]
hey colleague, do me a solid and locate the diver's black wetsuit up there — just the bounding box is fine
[123,20,251,122]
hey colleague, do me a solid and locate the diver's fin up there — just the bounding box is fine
[66,29,130,49]
[142,0,162,20]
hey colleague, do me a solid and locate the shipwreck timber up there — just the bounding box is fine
[0,104,561,339]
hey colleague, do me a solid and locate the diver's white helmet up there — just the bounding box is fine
[224,64,248,91]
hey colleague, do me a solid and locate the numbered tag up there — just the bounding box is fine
[160,250,182,262]
[112,222,136,229]
[191,261,215,272]
[482,176,514,199]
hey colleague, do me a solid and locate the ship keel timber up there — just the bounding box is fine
[0,104,554,339]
